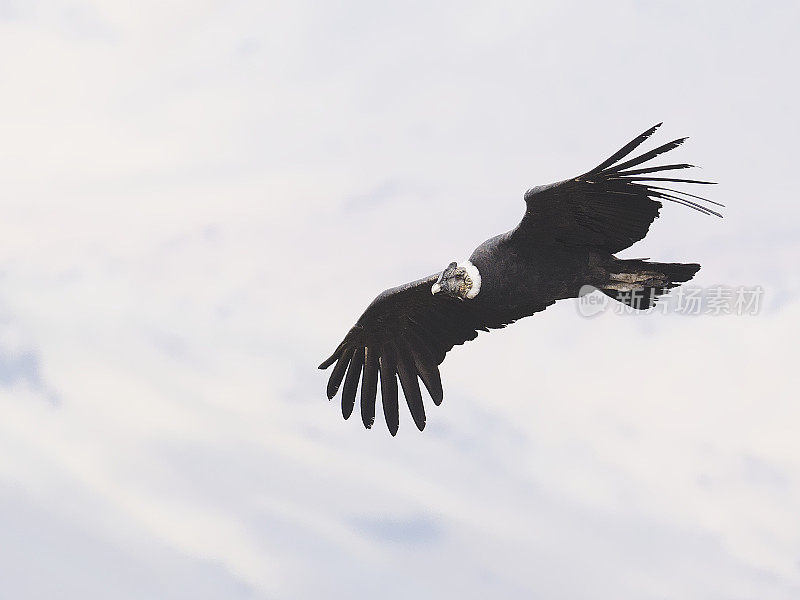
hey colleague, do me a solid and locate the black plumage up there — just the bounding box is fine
[320,124,721,435]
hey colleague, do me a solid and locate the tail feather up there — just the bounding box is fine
[602,259,700,310]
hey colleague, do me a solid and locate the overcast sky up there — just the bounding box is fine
[1,1,799,598]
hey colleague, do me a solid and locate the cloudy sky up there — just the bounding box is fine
[1,1,799,598]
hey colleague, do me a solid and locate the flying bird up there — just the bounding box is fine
[320,124,721,435]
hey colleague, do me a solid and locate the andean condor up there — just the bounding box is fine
[320,124,721,435]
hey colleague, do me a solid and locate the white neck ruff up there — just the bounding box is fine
[458,260,481,299]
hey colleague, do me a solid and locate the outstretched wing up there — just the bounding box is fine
[514,123,722,252]
[319,275,547,435]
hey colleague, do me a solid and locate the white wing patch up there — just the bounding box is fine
[459,260,482,299]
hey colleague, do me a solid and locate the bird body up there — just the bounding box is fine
[320,125,721,435]
[469,232,592,310]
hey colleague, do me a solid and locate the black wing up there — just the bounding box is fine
[513,123,722,252]
[319,275,548,435]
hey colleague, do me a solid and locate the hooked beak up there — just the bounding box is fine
[431,283,441,295]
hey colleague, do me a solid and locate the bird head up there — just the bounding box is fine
[431,261,481,300]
